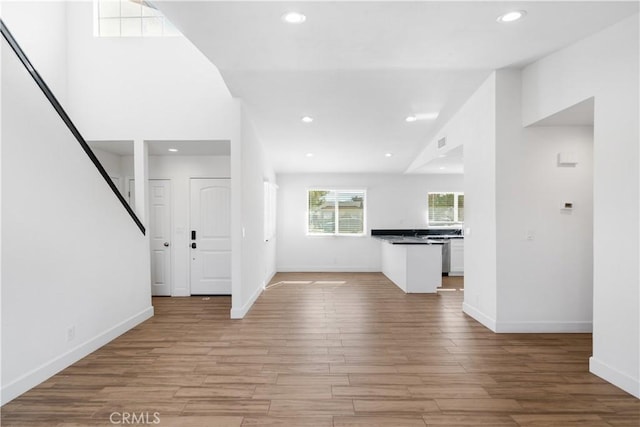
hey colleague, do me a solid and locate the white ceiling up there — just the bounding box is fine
[147,140,231,156]
[87,140,230,156]
[156,1,638,174]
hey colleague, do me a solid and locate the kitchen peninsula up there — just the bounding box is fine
[372,229,462,293]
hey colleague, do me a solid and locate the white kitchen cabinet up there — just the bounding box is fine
[380,241,442,293]
[449,239,464,276]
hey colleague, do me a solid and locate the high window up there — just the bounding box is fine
[307,190,366,236]
[95,0,181,37]
[427,192,464,226]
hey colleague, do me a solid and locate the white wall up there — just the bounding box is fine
[147,155,231,296]
[65,1,238,142]
[90,148,132,196]
[276,173,463,272]
[92,148,122,179]
[232,106,277,318]
[522,15,639,398]
[1,37,152,404]
[1,1,69,106]
[499,125,594,328]
[496,70,594,332]
[419,74,498,328]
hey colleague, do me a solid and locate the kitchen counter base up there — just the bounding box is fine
[381,241,442,293]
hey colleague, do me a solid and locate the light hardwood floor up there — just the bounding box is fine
[2,273,638,426]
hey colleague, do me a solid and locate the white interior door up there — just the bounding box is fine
[190,178,231,295]
[149,180,172,296]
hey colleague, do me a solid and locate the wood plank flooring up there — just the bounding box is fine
[2,272,638,426]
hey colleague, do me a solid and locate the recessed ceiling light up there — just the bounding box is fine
[497,10,527,23]
[438,154,447,158]
[168,148,178,152]
[385,153,393,157]
[406,112,439,122]
[282,12,306,24]
[415,112,439,120]
[439,166,446,170]
[301,116,314,123]
[306,152,314,157]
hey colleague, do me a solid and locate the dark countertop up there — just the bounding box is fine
[371,228,463,244]
[373,235,446,245]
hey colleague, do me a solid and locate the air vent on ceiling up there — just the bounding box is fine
[437,137,447,149]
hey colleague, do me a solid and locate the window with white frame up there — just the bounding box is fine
[95,0,181,37]
[427,192,464,226]
[307,189,366,236]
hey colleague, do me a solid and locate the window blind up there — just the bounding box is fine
[308,189,365,235]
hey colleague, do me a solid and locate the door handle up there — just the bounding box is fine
[191,242,197,249]
[163,242,170,247]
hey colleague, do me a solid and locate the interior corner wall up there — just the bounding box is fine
[494,69,594,333]
[231,106,276,319]
[91,148,127,194]
[275,173,463,273]
[434,73,498,330]
[522,15,639,398]
[1,37,152,405]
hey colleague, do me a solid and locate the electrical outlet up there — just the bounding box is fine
[67,326,75,342]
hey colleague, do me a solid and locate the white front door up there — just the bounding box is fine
[149,179,172,296]
[190,178,231,295]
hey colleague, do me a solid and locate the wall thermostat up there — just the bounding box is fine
[557,152,578,166]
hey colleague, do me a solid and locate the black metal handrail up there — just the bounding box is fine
[1,19,145,235]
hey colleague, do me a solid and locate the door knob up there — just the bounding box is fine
[191,243,197,249]
[163,242,170,247]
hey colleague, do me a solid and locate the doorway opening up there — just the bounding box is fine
[145,140,231,297]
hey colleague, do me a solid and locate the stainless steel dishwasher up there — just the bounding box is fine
[441,239,451,275]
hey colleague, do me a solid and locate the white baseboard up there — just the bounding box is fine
[462,303,592,334]
[590,357,640,398]
[495,320,592,333]
[277,266,380,272]
[265,270,277,287]
[462,302,496,331]
[1,306,154,405]
[230,283,263,319]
